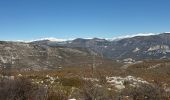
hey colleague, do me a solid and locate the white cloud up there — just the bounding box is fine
[108,33,159,41]
[3,32,164,42]
[11,37,67,43]
[164,32,170,33]
[36,37,66,42]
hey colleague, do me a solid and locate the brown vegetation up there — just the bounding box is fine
[0,59,170,99]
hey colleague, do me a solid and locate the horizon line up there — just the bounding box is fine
[1,32,170,42]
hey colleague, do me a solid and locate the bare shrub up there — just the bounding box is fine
[96,70,107,85]
[46,89,68,100]
[60,77,83,88]
[0,77,73,100]
[119,83,170,100]
[79,80,114,100]
[0,78,48,100]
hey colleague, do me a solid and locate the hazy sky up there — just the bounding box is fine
[0,0,170,40]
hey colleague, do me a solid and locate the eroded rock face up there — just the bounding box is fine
[148,45,170,51]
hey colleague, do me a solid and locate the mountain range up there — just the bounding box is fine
[33,33,170,61]
[0,33,170,70]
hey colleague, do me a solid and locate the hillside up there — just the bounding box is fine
[36,33,170,62]
[1,33,170,70]
[0,41,121,71]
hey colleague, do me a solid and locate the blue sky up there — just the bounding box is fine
[0,0,170,40]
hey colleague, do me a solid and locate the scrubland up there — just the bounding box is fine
[0,60,170,100]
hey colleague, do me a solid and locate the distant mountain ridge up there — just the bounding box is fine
[0,33,170,70]
[32,33,170,61]
[0,41,120,71]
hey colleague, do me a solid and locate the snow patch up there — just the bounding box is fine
[133,47,140,52]
[106,76,149,90]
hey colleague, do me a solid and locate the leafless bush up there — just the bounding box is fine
[0,77,76,100]
[46,89,69,100]
[0,79,36,100]
[59,77,83,88]
[119,83,170,100]
[0,78,48,100]
[79,80,114,100]
[96,70,107,85]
